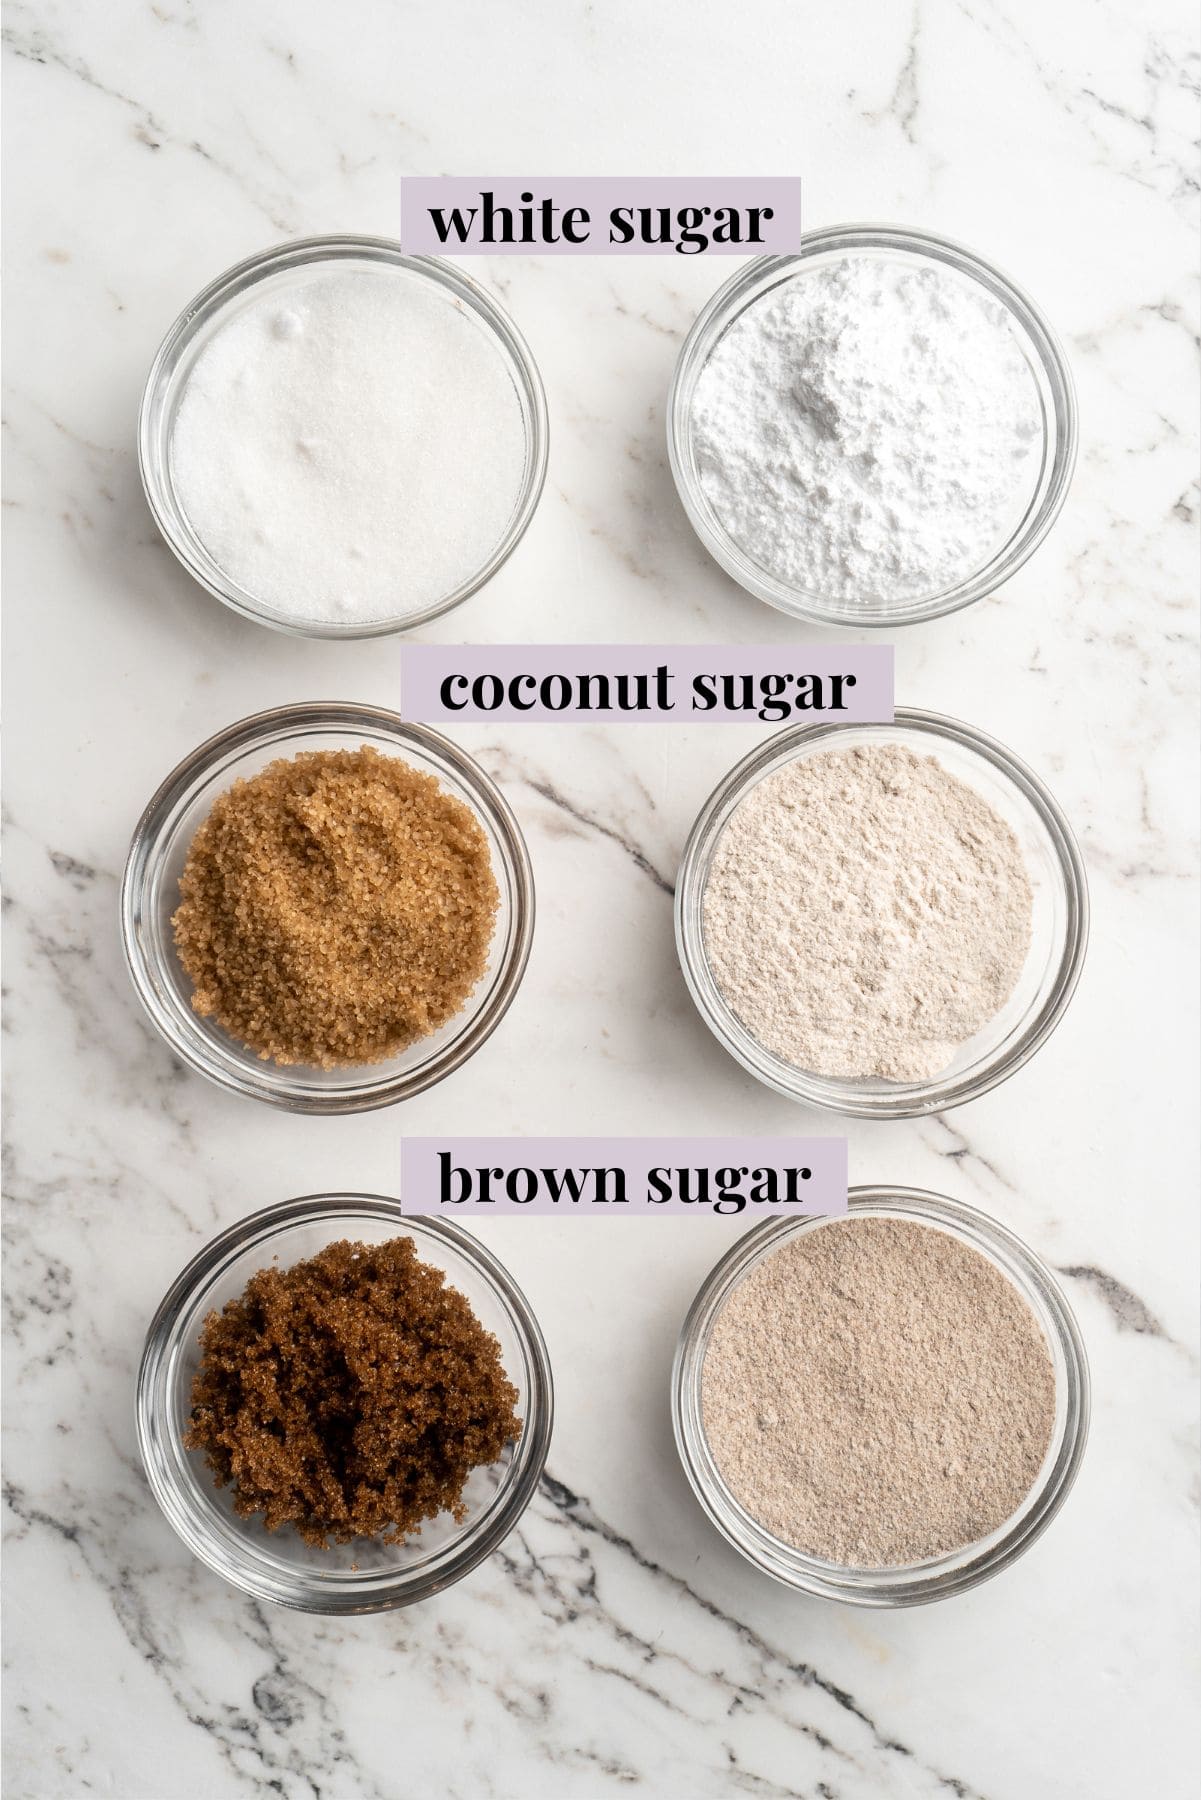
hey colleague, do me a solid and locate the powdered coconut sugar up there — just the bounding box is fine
[689,255,1042,604]
[701,1214,1057,1567]
[702,742,1033,1082]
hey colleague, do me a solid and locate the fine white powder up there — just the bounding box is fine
[702,743,1033,1083]
[689,255,1042,604]
[171,266,526,625]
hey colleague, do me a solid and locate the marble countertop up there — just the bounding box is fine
[3,2,1198,1796]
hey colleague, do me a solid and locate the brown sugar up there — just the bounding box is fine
[172,745,499,1067]
[185,1237,522,1547]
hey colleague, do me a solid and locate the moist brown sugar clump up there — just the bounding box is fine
[172,745,499,1067]
[185,1236,522,1547]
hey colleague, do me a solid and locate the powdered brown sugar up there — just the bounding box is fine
[700,1215,1057,1567]
[701,741,1033,1082]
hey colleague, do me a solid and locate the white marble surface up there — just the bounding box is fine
[3,2,1199,1796]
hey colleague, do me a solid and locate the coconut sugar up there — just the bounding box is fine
[172,745,498,1067]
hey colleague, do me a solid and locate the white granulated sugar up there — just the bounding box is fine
[689,255,1042,604]
[171,266,525,625]
[702,743,1033,1083]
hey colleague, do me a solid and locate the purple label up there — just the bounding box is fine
[402,645,892,725]
[401,178,801,256]
[401,1138,847,1218]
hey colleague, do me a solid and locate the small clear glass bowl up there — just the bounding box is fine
[121,702,534,1113]
[667,224,1078,628]
[672,1187,1089,1607]
[675,708,1088,1118]
[139,236,549,638]
[137,1195,553,1614]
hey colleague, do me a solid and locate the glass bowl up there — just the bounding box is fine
[121,702,534,1113]
[139,236,549,638]
[137,1195,554,1614]
[667,224,1078,628]
[672,1187,1089,1607]
[675,708,1088,1118]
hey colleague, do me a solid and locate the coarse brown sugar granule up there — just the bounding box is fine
[701,1215,1057,1567]
[185,1236,522,1547]
[172,745,499,1067]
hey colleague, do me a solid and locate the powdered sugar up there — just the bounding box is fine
[702,742,1033,1083]
[689,254,1042,604]
[171,265,526,626]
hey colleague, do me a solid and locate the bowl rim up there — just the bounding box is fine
[666,221,1079,628]
[674,706,1090,1118]
[136,1194,555,1614]
[671,1186,1091,1607]
[138,234,550,639]
[119,701,535,1113]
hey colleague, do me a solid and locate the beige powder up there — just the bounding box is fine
[701,1216,1057,1567]
[702,742,1033,1082]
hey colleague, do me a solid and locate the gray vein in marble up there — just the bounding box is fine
[1,845,209,1204]
[482,745,675,894]
[3,1455,996,1800]
[3,1475,386,1800]
[608,282,689,340]
[526,775,674,895]
[951,3,1200,214]
[534,1474,991,1800]
[1057,1263,1169,1339]
[2,12,297,232]
[917,1115,1015,1195]
[1078,48,1201,203]
[48,849,102,890]
[0,1200,75,1372]
[1081,834,1198,886]
[1172,479,1200,524]
[1,1129,207,1251]
[866,2,922,141]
